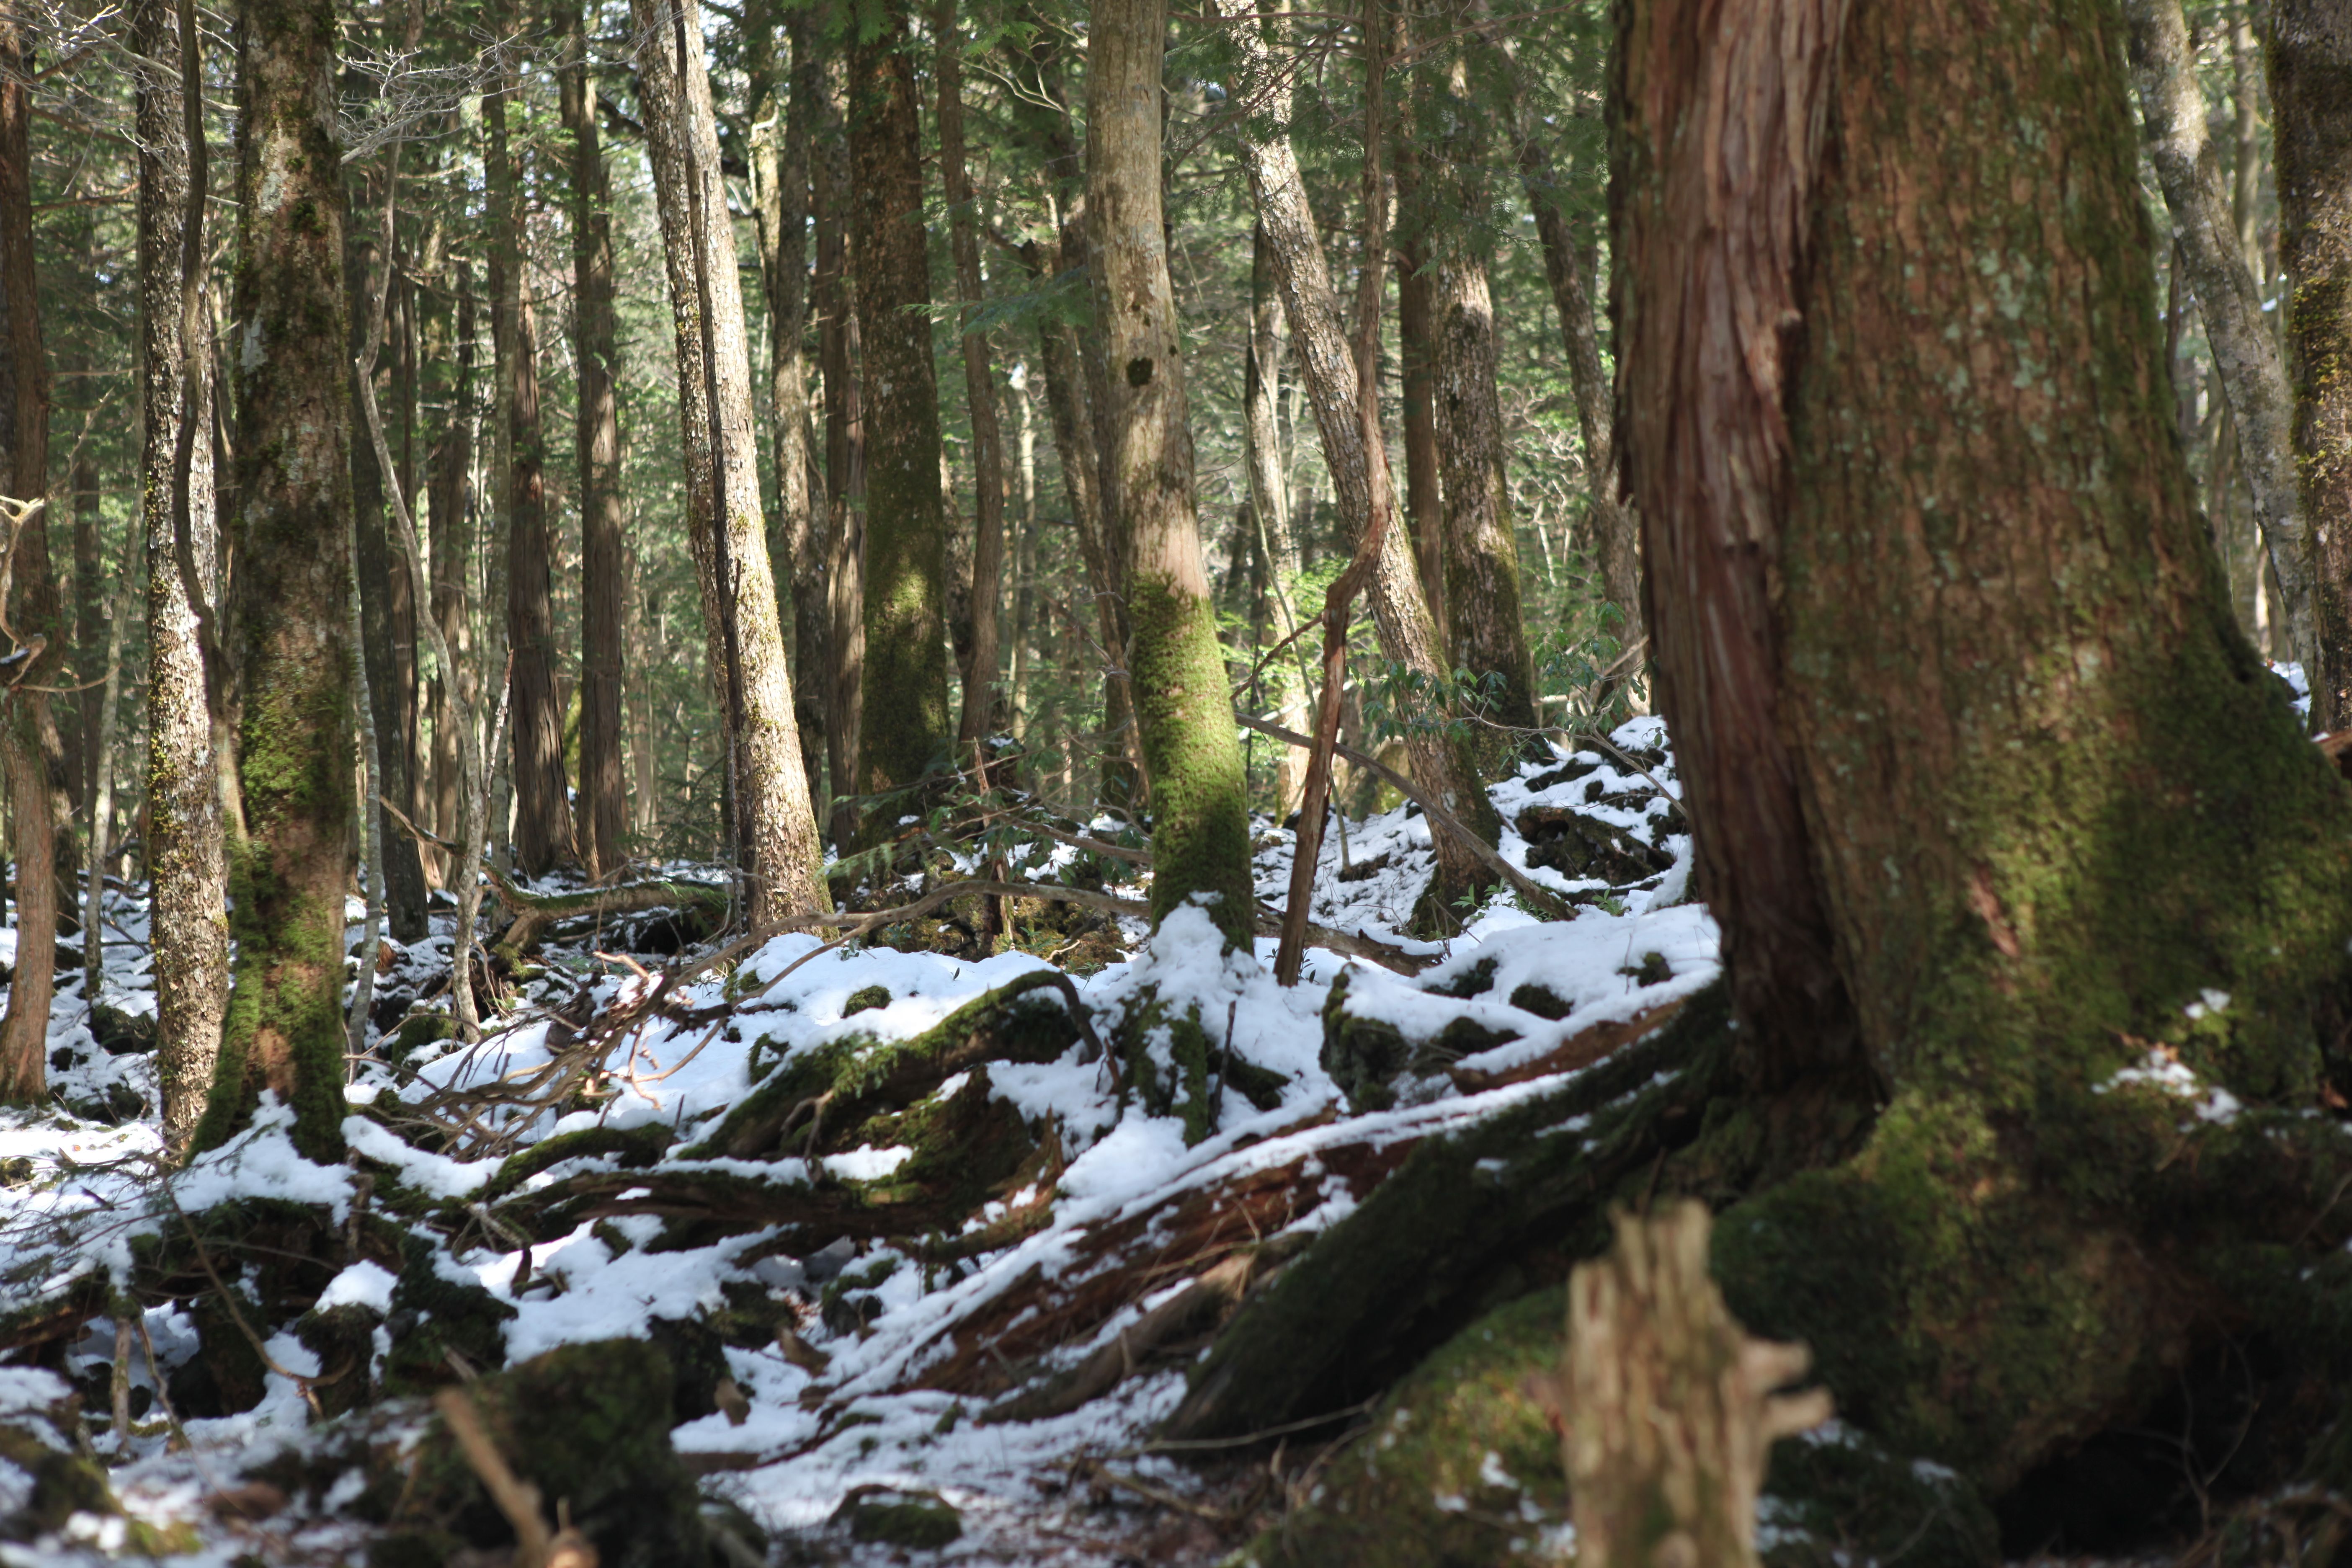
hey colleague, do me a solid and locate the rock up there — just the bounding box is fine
[833,1487,962,1548]
[372,1339,711,1568]
[88,1000,157,1055]
[842,984,892,1017]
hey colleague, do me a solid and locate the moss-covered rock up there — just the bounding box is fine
[379,1230,514,1395]
[376,1338,709,1568]
[834,1486,963,1547]
[1244,1288,1571,1568]
[1759,1423,1999,1568]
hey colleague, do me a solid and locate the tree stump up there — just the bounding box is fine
[1564,1202,1831,1568]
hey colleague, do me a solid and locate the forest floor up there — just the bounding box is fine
[0,707,2164,1566]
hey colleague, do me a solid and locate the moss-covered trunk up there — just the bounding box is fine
[196,0,361,1162]
[1619,0,2352,1490]
[2273,2,2352,727]
[1088,0,1254,946]
[848,0,954,805]
[132,0,231,1147]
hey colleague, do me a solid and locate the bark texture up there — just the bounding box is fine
[848,0,954,802]
[632,0,830,920]
[132,0,230,1148]
[1212,0,1504,917]
[812,32,862,850]
[428,266,477,877]
[1089,0,1253,946]
[563,0,629,880]
[196,0,359,1162]
[1622,0,2352,1491]
[1612,0,1861,1081]
[2272,1,2352,727]
[2122,0,2314,681]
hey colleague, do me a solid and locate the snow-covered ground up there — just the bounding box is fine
[0,719,1714,1565]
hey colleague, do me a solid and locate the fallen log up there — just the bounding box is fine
[485,871,731,965]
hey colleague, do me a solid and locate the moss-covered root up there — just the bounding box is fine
[1163,985,1735,1444]
[685,967,1090,1161]
[485,873,730,966]
[1250,1286,1999,1568]
[370,1339,710,1568]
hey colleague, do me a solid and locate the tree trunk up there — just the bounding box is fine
[132,0,231,1149]
[936,1,1008,751]
[0,9,55,1104]
[561,0,629,880]
[630,0,830,921]
[71,453,98,817]
[428,264,477,884]
[348,180,430,939]
[1211,0,1505,921]
[812,31,862,852]
[1514,70,1640,646]
[488,49,576,879]
[1089,0,1253,946]
[1245,224,1312,820]
[1393,219,1445,652]
[1621,0,2352,1490]
[2271,2,2352,722]
[847,0,954,803]
[750,0,827,811]
[193,0,359,1163]
[2121,0,2315,685]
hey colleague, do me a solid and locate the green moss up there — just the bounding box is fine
[1246,1288,1568,1568]
[1116,990,1219,1144]
[1126,571,1254,950]
[836,1487,962,1547]
[1760,1425,1999,1568]
[478,1123,673,1204]
[843,984,892,1016]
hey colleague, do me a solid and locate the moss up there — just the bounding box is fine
[1116,990,1219,1144]
[386,1339,709,1567]
[477,1123,672,1203]
[843,984,892,1016]
[1126,570,1254,950]
[295,1302,381,1419]
[1760,1425,2000,1568]
[836,1487,962,1547]
[0,1424,118,1542]
[379,1230,513,1395]
[385,1012,456,1063]
[1248,1288,1569,1568]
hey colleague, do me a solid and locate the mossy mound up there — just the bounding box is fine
[834,1486,963,1547]
[373,1338,709,1568]
[1245,1287,1571,1568]
[1759,1424,1999,1568]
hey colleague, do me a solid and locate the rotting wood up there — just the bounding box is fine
[1561,1202,1829,1568]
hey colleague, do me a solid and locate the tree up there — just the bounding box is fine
[560,0,629,879]
[193,0,361,1162]
[2271,2,2352,724]
[0,4,59,1103]
[489,33,577,878]
[2120,0,2313,681]
[1213,0,1508,925]
[1615,0,2352,1485]
[1089,0,1253,944]
[1424,23,1538,735]
[810,19,861,848]
[630,0,830,921]
[936,0,1008,751]
[132,0,231,1149]
[848,0,954,806]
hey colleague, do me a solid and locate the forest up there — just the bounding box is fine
[0,0,2346,1559]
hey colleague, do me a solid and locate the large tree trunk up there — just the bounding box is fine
[132,0,230,1149]
[936,1,1007,751]
[488,49,576,879]
[1211,0,1505,921]
[348,179,430,939]
[1245,224,1313,820]
[630,0,830,921]
[70,453,97,818]
[2121,0,2315,685]
[750,0,827,810]
[1392,214,1446,653]
[1089,0,1253,946]
[848,0,954,805]
[194,0,359,1163]
[2272,2,2352,723]
[1620,0,2352,1491]
[812,30,862,852]
[560,0,629,881]
[0,8,57,1104]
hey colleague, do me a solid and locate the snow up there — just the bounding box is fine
[0,717,1723,1563]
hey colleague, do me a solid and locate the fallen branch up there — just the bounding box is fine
[1236,712,1575,921]
[484,870,731,963]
